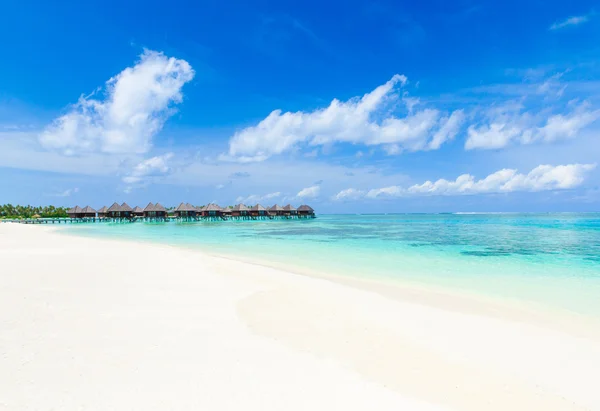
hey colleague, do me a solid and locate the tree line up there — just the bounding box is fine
[0,204,69,219]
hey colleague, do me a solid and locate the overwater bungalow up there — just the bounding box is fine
[120,203,134,218]
[142,202,154,218]
[67,206,83,218]
[297,204,315,217]
[202,203,222,217]
[13,200,315,225]
[97,206,108,218]
[250,204,267,217]
[283,204,297,217]
[174,202,198,218]
[106,202,122,218]
[154,203,168,218]
[269,204,284,216]
[81,206,97,218]
[231,203,249,217]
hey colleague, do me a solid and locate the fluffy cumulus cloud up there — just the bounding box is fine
[465,101,600,150]
[297,185,321,199]
[225,75,465,161]
[40,50,194,155]
[236,192,281,205]
[333,164,596,200]
[123,152,174,186]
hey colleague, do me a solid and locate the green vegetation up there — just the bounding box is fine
[0,204,69,219]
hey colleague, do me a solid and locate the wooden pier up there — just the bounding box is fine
[4,203,316,224]
[4,214,315,225]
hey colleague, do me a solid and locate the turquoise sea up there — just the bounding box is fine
[63,213,600,318]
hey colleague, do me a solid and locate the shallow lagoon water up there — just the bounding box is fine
[63,213,600,318]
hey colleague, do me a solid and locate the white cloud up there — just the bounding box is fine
[225,75,464,161]
[297,185,320,198]
[365,186,404,198]
[236,191,281,204]
[465,102,600,150]
[328,164,597,201]
[429,110,466,149]
[53,187,79,197]
[550,15,590,30]
[363,164,595,198]
[332,188,365,201]
[123,152,174,185]
[39,50,194,155]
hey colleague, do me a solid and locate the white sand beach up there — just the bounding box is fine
[1,223,600,411]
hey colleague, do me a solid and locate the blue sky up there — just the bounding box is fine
[1,0,599,213]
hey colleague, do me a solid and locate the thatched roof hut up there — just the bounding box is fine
[283,204,297,215]
[220,207,232,214]
[297,204,315,216]
[133,206,144,216]
[152,203,168,218]
[143,203,166,218]
[81,205,97,218]
[97,206,108,217]
[202,203,222,216]
[250,204,267,216]
[154,203,167,212]
[174,202,198,217]
[106,202,132,218]
[269,204,284,216]
[67,205,83,218]
[106,202,121,217]
[231,203,248,217]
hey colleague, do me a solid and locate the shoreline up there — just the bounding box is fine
[2,223,600,410]
[55,223,600,341]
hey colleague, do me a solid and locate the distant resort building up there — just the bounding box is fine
[143,203,168,219]
[67,206,82,218]
[80,206,97,218]
[231,204,249,217]
[18,201,314,225]
[269,204,284,216]
[142,203,155,217]
[283,204,297,217]
[97,206,108,218]
[250,204,267,217]
[153,203,168,218]
[106,202,123,218]
[200,203,220,217]
[120,203,133,218]
[298,205,315,217]
[175,202,197,218]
